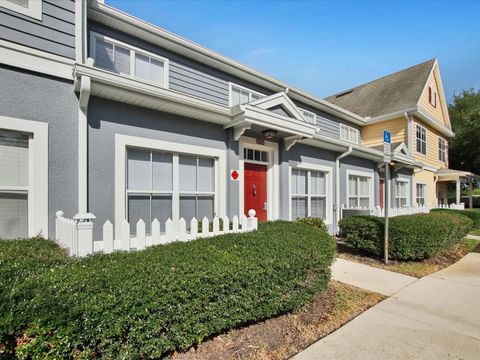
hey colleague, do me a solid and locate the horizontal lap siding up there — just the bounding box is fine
[413,118,448,169]
[317,115,340,139]
[169,62,229,106]
[418,70,448,126]
[362,117,407,148]
[0,0,75,59]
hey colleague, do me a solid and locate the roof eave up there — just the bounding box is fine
[87,1,366,126]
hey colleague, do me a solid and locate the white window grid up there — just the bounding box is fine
[90,32,169,88]
[298,108,317,125]
[126,149,216,232]
[243,148,268,163]
[291,169,327,219]
[348,175,371,208]
[438,137,446,162]
[416,124,427,155]
[394,180,409,208]
[340,124,359,144]
[229,83,265,107]
[416,183,426,206]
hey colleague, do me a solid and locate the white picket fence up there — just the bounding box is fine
[342,202,465,218]
[55,210,258,257]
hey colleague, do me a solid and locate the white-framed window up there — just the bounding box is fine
[90,32,169,87]
[291,169,327,220]
[438,137,446,162]
[428,86,437,107]
[0,117,48,239]
[416,183,426,206]
[0,130,28,239]
[243,148,268,163]
[299,108,316,125]
[126,149,215,233]
[394,179,409,208]
[229,83,265,107]
[340,124,359,144]
[115,135,226,238]
[416,124,427,155]
[0,0,42,20]
[348,174,372,208]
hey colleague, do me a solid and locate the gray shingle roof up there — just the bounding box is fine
[325,59,436,118]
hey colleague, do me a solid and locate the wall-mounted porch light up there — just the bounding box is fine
[262,129,278,140]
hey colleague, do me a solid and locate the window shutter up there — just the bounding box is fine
[428,86,432,103]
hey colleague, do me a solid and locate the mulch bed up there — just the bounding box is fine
[337,239,478,278]
[170,281,384,360]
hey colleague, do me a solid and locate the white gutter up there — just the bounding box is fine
[335,146,353,233]
[88,1,366,125]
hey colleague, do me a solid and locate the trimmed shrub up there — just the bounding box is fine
[296,217,329,233]
[431,208,480,228]
[0,221,335,359]
[339,212,473,260]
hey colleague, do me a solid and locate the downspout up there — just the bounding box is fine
[77,58,93,214]
[335,146,353,234]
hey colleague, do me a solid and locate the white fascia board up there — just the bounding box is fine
[413,109,455,138]
[249,92,307,122]
[74,64,231,124]
[367,106,454,138]
[225,105,317,138]
[87,2,366,126]
[0,39,74,80]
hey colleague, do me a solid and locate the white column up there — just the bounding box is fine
[78,73,91,214]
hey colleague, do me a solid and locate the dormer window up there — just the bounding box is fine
[340,124,359,144]
[230,84,265,107]
[90,32,169,88]
[428,86,437,107]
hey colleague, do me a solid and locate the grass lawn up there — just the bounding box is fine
[337,237,480,278]
[170,281,384,360]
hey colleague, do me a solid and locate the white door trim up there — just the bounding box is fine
[238,136,279,220]
[0,116,48,238]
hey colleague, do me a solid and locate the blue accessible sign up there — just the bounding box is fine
[384,130,391,144]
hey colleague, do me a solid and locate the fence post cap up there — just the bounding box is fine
[55,210,64,218]
[248,209,256,218]
[72,213,96,222]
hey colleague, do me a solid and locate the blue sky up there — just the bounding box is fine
[107,0,479,102]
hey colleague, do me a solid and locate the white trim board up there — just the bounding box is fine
[0,0,42,20]
[288,161,334,225]
[114,134,227,239]
[238,136,279,220]
[0,116,48,238]
[0,39,74,80]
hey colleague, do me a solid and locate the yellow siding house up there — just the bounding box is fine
[327,59,476,207]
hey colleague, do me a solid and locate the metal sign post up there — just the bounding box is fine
[383,130,391,265]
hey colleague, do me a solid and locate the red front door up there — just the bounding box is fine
[379,177,385,209]
[244,163,267,221]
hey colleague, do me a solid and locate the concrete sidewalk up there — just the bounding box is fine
[332,258,417,296]
[294,254,480,360]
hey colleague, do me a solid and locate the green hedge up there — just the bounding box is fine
[296,217,329,233]
[431,208,480,228]
[0,221,335,359]
[339,212,473,260]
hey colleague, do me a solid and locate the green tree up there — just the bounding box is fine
[448,89,480,175]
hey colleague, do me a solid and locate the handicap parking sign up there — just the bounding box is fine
[384,130,391,144]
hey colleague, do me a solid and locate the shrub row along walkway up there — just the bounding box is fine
[294,253,480,359]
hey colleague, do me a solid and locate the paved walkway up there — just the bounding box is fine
[332,258,417,296]
[294,254,480,360]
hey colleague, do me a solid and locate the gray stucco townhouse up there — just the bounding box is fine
[0,0,421,243]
